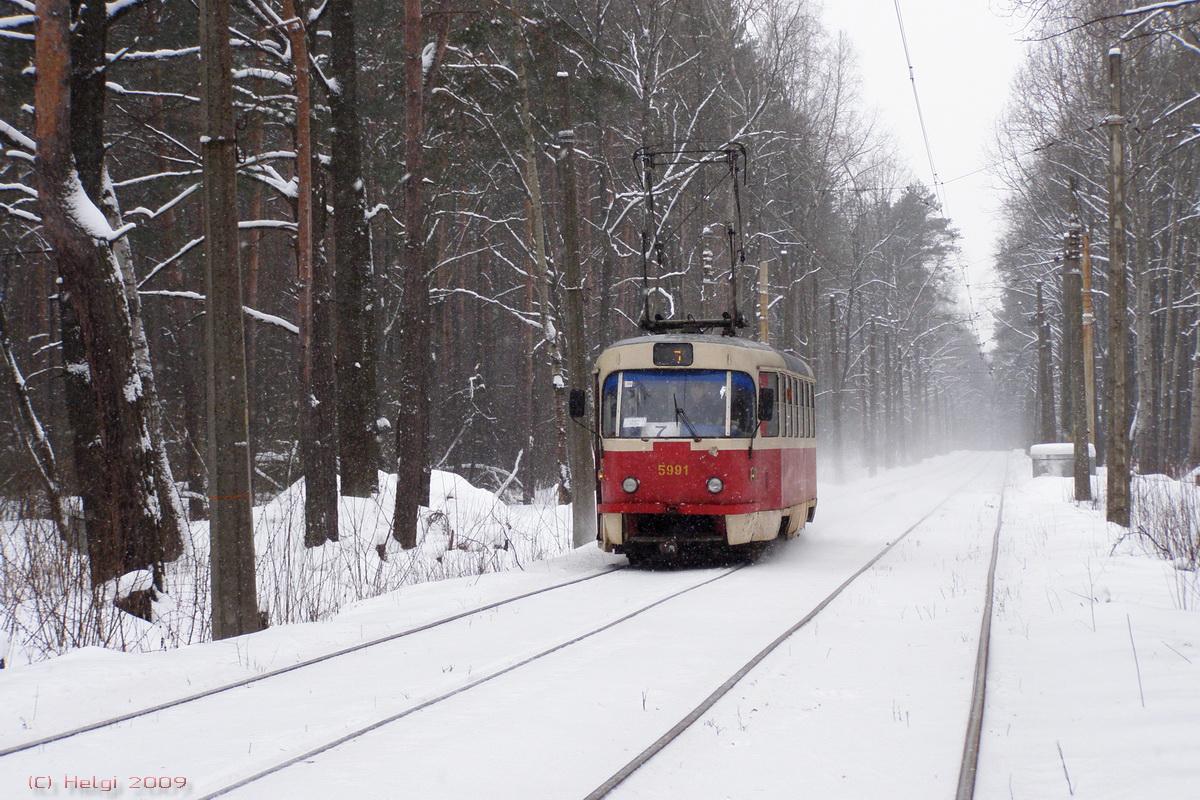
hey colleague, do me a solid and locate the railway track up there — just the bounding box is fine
[955,461,1009,800]
[582,456,1008,798]
[4,453,1001,799]
[196,456,1000,798]
[0,564,626,757]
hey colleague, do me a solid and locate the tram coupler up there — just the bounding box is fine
[658,540,680,557]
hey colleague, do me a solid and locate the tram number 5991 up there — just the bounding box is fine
[657,463,689,476]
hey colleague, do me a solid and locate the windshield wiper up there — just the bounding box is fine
[673,392,700,439]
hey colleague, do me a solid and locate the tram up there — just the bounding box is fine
[571,333,816,563]
[568,142,816,563]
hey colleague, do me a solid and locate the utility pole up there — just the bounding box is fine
[1065,225,1091,501]
[758,260,770,343]
[1036,280,1056,442]
[1104,47,1130,526]
[1081,231,1097,448]
[199,0,261,637]
[556,71,596,548]
[829,295,843,479]
[867,318,878,477]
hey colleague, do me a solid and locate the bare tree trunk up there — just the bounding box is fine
[36,0,184,601]
[331,0,381,498]
[392,0,432,547]
[512,14,569,503]
[1132,183,1157,473]
[283,0,338,548]
[0,298,70,540]
[1158,208,1179,471]
[198,0,262,636]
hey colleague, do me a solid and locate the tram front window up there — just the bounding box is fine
[601,369,756,438]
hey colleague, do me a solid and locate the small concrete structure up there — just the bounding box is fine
[1030,442,1096,477]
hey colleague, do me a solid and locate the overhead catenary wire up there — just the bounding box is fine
[891,0,989,363]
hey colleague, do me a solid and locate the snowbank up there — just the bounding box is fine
[0,470,572,665]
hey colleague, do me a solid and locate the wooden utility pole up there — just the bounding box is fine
[392,0,433,547]
[829,295,843,479]
[1081,232,1097,447]
[199,0,261,637]
[1036,280,1056,442]
[867,318,878,477]
[556,71,596,548]
[758,260,769,342]
[1064,225,1091,501]
[1104,48,1130,526]
[883,321,894,469]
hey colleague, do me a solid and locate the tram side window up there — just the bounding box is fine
[730,372,757,437]
[761,372,779,436]
[799,380,807,438]
[601,373,619,437]
[788,376,798,438]
[804,381,813,438]
[810,381,817,437]
[780,375,789,437]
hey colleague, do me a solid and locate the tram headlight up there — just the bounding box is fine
[622,476,639,493]
[706,476,724,494]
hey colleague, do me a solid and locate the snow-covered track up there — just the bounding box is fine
[195,565,745,799]
[0,564,625,758]
[954,461,1009,800]
[583,460,1002,799]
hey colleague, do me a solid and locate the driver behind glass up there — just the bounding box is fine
[681,379,724,437]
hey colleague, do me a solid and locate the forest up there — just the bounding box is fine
[6,0,1195,651]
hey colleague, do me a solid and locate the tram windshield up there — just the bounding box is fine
[601,369,756,438]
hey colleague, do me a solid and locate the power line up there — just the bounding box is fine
[892,0,943,209]
[891,0,989,366]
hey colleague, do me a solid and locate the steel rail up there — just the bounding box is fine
[2,452,970,762]
[0,565,625,757]
[582,456,1003,799]
[198,565,746,799]
[954,458,1010,800]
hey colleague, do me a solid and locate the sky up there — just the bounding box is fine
[820,0,1032,348]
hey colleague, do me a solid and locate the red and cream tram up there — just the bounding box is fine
[577,333,817,564]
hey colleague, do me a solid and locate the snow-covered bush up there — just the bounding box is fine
[1130,475,1200,571]
[0,470,571,666]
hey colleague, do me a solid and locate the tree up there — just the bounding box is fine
[331,0,382,498]
[34,0,183,611]
[199,0,262,637]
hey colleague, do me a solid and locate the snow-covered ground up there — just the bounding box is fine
[1,469,571,664]
[1,451,1196,799]
[977,468,1200,799]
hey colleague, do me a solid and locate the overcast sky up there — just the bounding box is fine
[819,0,1031,347]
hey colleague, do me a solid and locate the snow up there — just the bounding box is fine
[976,464,1200,799]
[1,452,1195,799]
[421,42,437,78]
[1030,441,1096,457]
[123,370,143,404]
[63,170,134,242]
[103,569,154,602]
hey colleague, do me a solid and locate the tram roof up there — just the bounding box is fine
[604,333,814,379]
